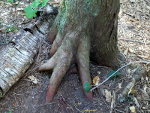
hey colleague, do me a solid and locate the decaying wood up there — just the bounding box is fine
[0,16,53,97]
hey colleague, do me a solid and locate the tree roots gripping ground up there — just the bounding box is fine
[39,0,120,102]
[39,24,92,102]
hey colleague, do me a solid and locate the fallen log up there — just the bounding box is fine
[0,16,54,97]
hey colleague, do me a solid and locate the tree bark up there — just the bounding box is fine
[91,0,120,68]
[53,0,121,67]
[0,17,54,97]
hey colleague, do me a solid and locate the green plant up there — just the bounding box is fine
[7,0,15,3]
[24,0,49,18]
[7,110,13,113]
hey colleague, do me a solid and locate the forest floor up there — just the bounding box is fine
[0,0,150,113]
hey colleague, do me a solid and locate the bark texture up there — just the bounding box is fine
[92,0,120,68]
[54,0,121,67]
[0,18,53,97]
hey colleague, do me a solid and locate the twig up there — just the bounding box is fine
[115,109,125,113]
[119,38,147,44]
[36,102,55,107]
[133,97,140,108]
[90,60,150,91]
[74,104,84,113]
[110,91,116,113]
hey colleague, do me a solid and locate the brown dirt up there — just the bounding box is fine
[0,38,126,113]
[0,0,150,113]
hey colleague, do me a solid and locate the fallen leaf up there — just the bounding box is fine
[129,106,136,113]
[140,89,149,100]
[133,97,140,108]
[118,83,122,89]
[124,48,129,55]
[93,76,100,86]
[97,71,101,75]
[28,75,38,84]
[77,102,82,105]
[128,88,137,96]
[104,89,112,103]
[128,48,134,53]
[142,107,147,110]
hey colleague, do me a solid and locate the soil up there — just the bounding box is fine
[0,0,150,113]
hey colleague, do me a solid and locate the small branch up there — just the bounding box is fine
[110,91,116,113]
[119,38,148,44]
[90,60,150,91]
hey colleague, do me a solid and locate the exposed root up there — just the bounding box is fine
[48,24,58,43]
[39,31,92,102]
[77,35,92,99]
[39,57,55,71]
[50,32,64,56]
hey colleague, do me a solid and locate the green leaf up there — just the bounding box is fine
[7,0,14,3]
[8,110,13,113]
[40,0,49,6]
[24,0,49,18]
[24,5,37,18]
[32,0,41,8]
[24,0,41,18]
[83,82,92,92]
[107,70,121,78]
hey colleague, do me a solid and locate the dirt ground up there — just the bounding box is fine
[0,0,150,113]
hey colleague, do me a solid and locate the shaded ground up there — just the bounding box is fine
[0,0,150,113]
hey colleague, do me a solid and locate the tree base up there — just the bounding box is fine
[39,0,120,102]
[39,27,92,102]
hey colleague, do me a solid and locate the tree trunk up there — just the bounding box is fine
[54,0,121,68]
[40,0,123,102]
[91,0,120,68]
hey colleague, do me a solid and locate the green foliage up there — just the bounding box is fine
[83,82,92,92]
[7,110,13,113]
[7,0,15,3]
[41,0,49,6]
[24,0,49,18]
